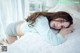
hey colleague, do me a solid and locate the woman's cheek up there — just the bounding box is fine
[50,22,54,28]
[64,22,70,28]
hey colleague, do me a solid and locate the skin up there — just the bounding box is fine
[6,22,24,44]
[6,18,73,44]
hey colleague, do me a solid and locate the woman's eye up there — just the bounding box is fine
[60,21,64,23]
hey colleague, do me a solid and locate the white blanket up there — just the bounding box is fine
[7,26,80,53]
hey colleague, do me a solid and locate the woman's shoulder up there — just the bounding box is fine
[20,21,37,34]
[36,16,48,22]
[20,21,29,31]
[34,16,49,26]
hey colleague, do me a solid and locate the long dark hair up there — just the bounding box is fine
[26,11,73,28]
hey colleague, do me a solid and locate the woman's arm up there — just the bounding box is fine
[53,25,74,45]
[49,25,74,46]
[59,25,74,37]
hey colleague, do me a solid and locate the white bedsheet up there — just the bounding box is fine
[7,32,55,53]
[7,29,80,53]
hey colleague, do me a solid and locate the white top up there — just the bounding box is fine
[7,16,65,53]
[20,16,65,46]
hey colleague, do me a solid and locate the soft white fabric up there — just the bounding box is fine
[7,32,54,53]
[48,0,80,12]
[7,23,80,53]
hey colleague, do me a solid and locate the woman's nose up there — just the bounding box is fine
[57,24,64,28]
[57,24,61,27]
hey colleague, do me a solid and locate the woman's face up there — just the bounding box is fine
[50,18,70,29]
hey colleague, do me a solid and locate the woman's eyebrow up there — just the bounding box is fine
[53,20,68,22]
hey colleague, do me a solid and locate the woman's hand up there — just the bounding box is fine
[59,25,74,37]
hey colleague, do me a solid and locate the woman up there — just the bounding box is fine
[2,11,73,46]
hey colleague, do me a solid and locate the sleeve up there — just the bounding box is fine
[34,16,50,36]
[56,34,65,45]
[20,21,32,34]
[47,29,65,46]
[32,16,65,46]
